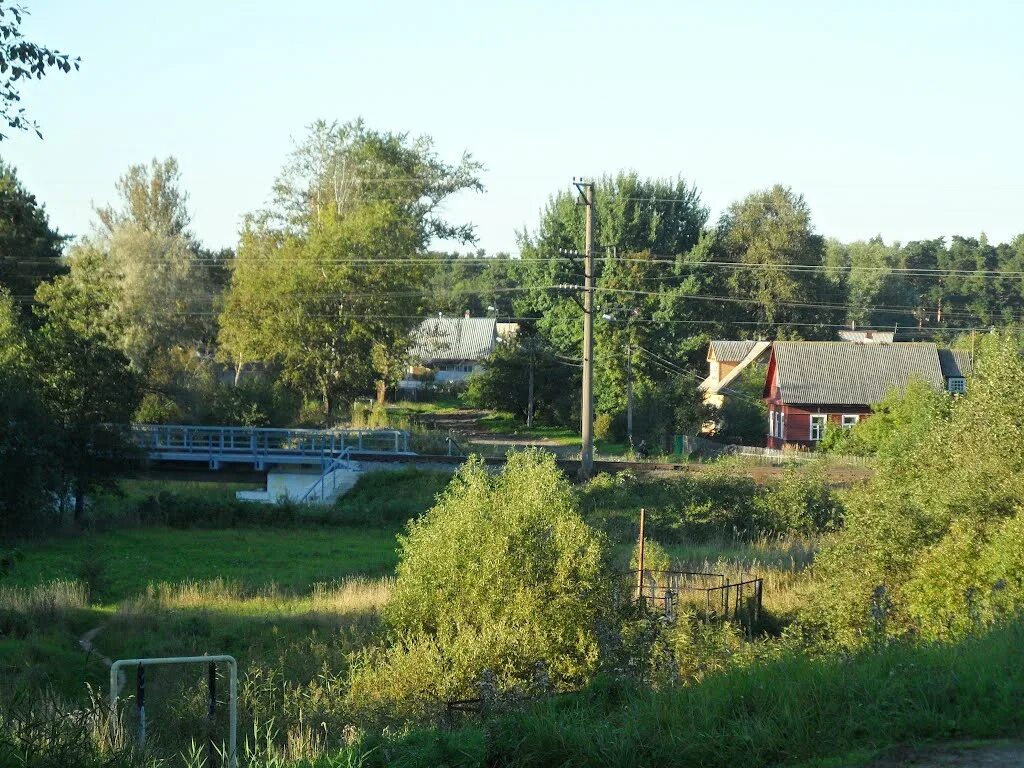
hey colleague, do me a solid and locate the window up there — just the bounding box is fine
[810,414,826,441]
[768,409,776,437]
[947,377,967,394]
[841,414,859,429]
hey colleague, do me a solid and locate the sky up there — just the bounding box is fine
[5,0,1023,255]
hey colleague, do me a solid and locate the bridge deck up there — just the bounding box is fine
[133,424,413,470]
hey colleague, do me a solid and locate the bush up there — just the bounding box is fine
[346,450,608,724]
[810,335,1024,646]
[593,412,615,442]
[754,464,843,535]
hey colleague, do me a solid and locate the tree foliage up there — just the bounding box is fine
[0,3,79,139]
[811,334,1024,646]
[347,451,607,721]
[0,160,64,305]
[219,119,483,416]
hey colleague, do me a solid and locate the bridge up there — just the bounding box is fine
[132,424,413,470]
[132,424,414,503]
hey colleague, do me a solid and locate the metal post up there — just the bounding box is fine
[136,663,146,749]
[207,662,216,760]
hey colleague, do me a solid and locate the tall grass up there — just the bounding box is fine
[0,580,89,617]
[351,620,1024,767]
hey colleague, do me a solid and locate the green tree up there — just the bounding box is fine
[347,451,607,721]
[0,288,59,534]
[514,173,715,435]
[465,331,577,426]
[0,3,79,139]
[219,119,483,415]
[716,185,838,333]
[811,334,1024,646]
[32,268,142,522]
[63,157,204,372]
[0,161,65,306]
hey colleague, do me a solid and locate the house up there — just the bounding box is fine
[763,342,972,448]
[398,314,498,391]
[699,340,771,407]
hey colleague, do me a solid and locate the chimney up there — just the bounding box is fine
[464,310,471,319]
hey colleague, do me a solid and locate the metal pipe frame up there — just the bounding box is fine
[110,654,237,767]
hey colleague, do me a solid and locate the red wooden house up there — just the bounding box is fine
[763,342,971,448]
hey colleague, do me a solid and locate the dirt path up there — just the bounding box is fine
[420,410,580,456]
[863,742,1024,767]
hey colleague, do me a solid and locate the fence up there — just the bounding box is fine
[623,569,763,632]
[682,434,873,467]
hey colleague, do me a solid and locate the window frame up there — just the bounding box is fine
[809,414,827,441]
[947,377,966,394]
[841,414,859,429]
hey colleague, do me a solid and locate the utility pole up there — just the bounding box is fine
[526,348,535,428]
[574,179,595,481]
[626,343,634,448]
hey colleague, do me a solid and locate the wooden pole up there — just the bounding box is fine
[636,507,646,603]
[579,180,595,480]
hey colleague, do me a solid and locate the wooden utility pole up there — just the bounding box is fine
[626,343,634,448]
[575,179,595,481]
[526,353,535,428]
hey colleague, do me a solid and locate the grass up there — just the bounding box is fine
[335,467,453,524]
[4,527,400,603]
[349,620,1024,768]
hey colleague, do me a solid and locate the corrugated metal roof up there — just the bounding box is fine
[709,340,759,363]
[409,317,497,362]
[773,341,944,405]
[938,348,973,379]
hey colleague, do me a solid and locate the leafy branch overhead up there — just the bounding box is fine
[0,2,80,139]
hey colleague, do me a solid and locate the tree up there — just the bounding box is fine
[812,334,1024,646]
[466,331,577,426]
[32,268,142,522]
[0,288,59,534]
[0,161,65,305]
[514,173,715,436]
[716,185,838,333]
[219,119,483,416]
[347,451,607,721]
[0,3,79,139]
[96,157,192,239]
[64,157,204,372]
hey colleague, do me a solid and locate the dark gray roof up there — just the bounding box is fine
[772,342,945,405]
[410,317,497,363]
[709,340,759,363]
[938,348,973,379]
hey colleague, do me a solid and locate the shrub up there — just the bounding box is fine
[810,334,1024,646]
[593,412,615,442]
[347,450,608,723]
[630,538,671,573]
[754,464,843,535]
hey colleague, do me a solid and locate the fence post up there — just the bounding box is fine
[636,508,646,606]
[207,662,217,760]
[136,663,146,749]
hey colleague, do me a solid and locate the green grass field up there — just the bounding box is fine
[5,527,400,603]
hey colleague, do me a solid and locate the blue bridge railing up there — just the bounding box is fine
[132,424,413,470]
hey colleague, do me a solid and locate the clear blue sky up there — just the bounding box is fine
[5,1,1022,254]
